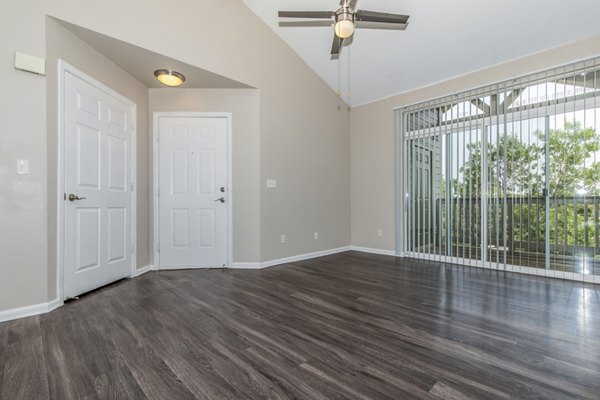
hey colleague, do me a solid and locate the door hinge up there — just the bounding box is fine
[131,244,135,253]
[156,243,160,252]
[155,132,159,142]
[130,182,134,192]
[157,187,160,197]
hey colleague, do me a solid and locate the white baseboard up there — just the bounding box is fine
[350,246,397,256]
[230,246,399,270]
[230,262,262,269]
[47,298,62,312]
[260,246,352,268]
[229,246,352,270]
[134,264,156,277]
[0,298,63,323]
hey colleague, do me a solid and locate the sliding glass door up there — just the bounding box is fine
[548,110,600,277]
[401,58,600,282]
[486,116,547,270]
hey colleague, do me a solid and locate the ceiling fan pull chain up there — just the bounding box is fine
[347,46,352,100]
[337,56,342,97]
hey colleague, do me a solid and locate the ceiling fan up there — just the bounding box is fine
[278,0,410,59]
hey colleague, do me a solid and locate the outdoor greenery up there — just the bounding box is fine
[453,121,600,197]
[444,121,600,255]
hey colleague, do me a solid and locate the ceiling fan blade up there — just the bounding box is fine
[355,10,410,24]
[331,35,343,59]
[278,11,334,19]
[279,21,334,27]
[355,21,408,30]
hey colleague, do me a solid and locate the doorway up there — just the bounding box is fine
[153,113,232,269]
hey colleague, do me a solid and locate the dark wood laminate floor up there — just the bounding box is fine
[1,251,600,400]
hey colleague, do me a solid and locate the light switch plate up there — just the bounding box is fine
[17,160,29,175]
[266,179,277,188]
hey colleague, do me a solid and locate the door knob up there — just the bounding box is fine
[67,193,87,201]
[214,197,226,203]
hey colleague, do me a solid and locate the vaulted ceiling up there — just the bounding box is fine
[244,0,600,107]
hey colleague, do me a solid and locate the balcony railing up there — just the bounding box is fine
[410,196,600,274]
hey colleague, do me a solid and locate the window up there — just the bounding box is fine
[398,57,600,282]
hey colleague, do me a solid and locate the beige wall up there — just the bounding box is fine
[351,35,600,252]
[45,18,150,302]
[149,89,260,262]
[1,0,350,311]
[259,77,351,260]
[42,0,352,262]
[0,2,48,310]
[49,0,351,264]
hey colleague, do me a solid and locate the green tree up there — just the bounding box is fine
[535,121,600,196]
[452,134,542,197]
[448,121,600,251]
[452,122,600,197]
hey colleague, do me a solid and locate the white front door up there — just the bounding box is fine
[63,70,134,299]
[158,116,229,268]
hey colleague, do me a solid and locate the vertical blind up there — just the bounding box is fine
[398,56,600,282]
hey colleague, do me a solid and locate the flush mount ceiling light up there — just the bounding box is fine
[154,69,185,87]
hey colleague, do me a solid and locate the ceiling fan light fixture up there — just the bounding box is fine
[335,18,354,39]
[154,69,186,87]
[335,8,355,39]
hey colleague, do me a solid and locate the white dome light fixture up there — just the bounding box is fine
[334,9,355,39]
[154,69,186,87]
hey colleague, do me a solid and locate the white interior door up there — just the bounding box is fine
[63,70,134,299]
[158,116,229,268]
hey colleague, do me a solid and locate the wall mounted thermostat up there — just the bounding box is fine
[16,160,30,175]
[14,51,46,76]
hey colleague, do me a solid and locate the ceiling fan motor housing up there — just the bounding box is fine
[335,6,355,25]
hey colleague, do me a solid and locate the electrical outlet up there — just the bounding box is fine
[280,234,286,244]
[314,232,319,240]
[378,229,383,237]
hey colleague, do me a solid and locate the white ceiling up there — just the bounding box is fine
[244,0,600,107]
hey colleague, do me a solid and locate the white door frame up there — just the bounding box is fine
[57,60,137,301]
[153,112,233,269]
